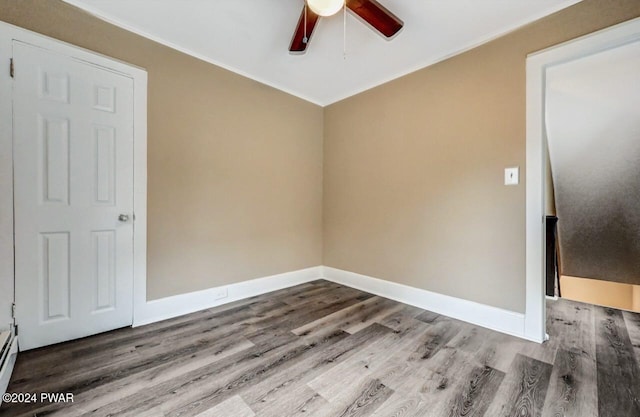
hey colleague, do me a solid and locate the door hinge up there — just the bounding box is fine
[9,58,14,78]
[11,302,15,319]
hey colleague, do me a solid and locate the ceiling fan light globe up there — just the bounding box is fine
[307,0,344,17]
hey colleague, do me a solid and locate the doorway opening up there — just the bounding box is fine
[528,17,640,326]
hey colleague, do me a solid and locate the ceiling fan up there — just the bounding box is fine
[289,0,404,54]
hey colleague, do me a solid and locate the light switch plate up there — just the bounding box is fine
[505,167,519,185]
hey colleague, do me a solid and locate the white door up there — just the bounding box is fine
[13,41,135,350]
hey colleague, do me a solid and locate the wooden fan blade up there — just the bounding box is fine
[346,0,403,38]
[289,6,320,54]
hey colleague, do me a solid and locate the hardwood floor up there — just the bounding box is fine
[1,280,639,416]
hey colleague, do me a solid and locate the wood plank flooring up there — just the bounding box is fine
[1,280,639,417]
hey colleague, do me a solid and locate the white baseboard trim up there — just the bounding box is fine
[133,266,322,327]
[321,266,532,341]
[132,264,539,343]
[0,335,18,401]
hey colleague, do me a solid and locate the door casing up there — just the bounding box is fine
[526,16,640,343]
[0,21,147,347]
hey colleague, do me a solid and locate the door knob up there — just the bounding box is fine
[118,214,130,222]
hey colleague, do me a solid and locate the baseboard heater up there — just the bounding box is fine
[0,328,18,401]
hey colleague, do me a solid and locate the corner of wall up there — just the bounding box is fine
[320,105,328,267]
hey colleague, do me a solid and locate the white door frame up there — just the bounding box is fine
[525,16,640,342]
[0,21,147,341]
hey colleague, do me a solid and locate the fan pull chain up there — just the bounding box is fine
[343,2,347,59]
[303,3,308,44]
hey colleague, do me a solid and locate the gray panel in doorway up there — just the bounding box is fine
[545,39,640,285]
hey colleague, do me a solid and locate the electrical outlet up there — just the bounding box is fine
[504,167,519,185]
[212,287,228,300]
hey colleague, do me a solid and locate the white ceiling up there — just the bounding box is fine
[62,0,582,106]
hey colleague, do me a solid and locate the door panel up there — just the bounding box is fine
[14,41,135,350]
[40,116,70,205]
[92,230,116,312]
[40,232,71,321]
[94,126,116,205]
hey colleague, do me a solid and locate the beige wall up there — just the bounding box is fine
[0,0,324,300]
[2,0,639,313]
[323,0,640,313]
